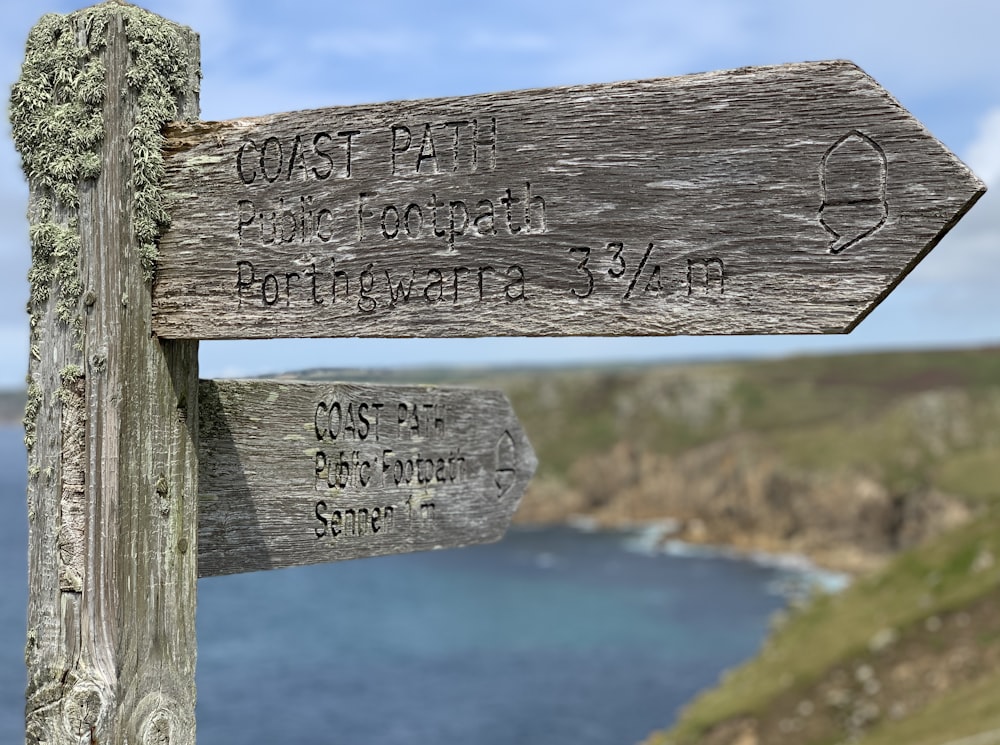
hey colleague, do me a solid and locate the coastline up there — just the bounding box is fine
[524,518,853,597]
[511,449,974,577]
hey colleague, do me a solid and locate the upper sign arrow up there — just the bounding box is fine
[152,60,985,339]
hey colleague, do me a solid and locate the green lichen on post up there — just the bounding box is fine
[11,3,197,451]
[23,382,42,452]
[120,5,197,275]
[9,3,197,314]
[12,10,105,333]
[26,220,83,329]
[56,365,85,407]
[60,364,85,381]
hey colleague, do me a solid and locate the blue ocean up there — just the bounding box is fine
[0,425,824,744]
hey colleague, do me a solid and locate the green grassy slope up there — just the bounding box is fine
[856,669,1000,745]
[646,506,1000,744]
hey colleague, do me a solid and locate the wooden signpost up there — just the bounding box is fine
[153,60,984,339]
[11,3,984,744]
[198,380,535,577]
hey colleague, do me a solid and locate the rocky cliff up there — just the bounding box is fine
[495,348,1000,573]
[519,436,970,573]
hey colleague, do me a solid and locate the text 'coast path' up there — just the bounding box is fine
[153,60,984,340]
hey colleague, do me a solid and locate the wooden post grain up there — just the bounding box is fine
[152,62,984,340]
[197,380,537,577]
[13,6,200,744]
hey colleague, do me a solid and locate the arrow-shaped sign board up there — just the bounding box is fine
[197,379,536,577]
[153,60,984,339]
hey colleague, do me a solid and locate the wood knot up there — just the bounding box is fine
[132,694,192,745]
[63,683,107,741]
[142,714,172,745]
[89,351,108,374]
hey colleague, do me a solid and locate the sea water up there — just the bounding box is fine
[0,426,830,744]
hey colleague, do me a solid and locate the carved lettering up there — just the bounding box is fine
[235,131,360,185]
[563,240,706,302]
[236,140,258,184]
[623,242,656,301]
[228,116,496,182]
[260,137,283,183]
[356,183,544,246]
[236,196,337,247]
[390,125,411,175]
[569,247,594,299]
[234,259,528,310]
[395,401,447,438]
[311,397,453,443]
[239,182,544,249]
[314,501,397,539]
[504,265,527,302]
[687,257,726,296]
[312,494,441,542]
[389,117,496,175]
[416,123,438,173]
[314,447,464,490]
[314,399,384,442]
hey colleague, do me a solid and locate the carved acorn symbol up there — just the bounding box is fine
[494,430,517,499]
[819,131,888,254]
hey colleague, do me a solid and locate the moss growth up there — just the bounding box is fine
[23,382,42,452]
[10,5,195,284]
[9,13,107,205]
[25,219,83,331]
[121,8,196,273]
[55,364,85,407]
[10,3,196,449]
[60,364,84,381]
[12,12,105,335]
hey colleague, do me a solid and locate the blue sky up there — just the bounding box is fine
[2,0,999,384]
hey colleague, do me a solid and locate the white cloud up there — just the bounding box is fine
[965,108,1000,187]
[902,107,1000,288]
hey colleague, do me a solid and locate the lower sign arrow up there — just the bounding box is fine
[197,379,537,577]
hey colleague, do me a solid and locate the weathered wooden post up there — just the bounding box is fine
[11,5,200,743]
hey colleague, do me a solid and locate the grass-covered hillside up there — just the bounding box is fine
[643,504,1000,745]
